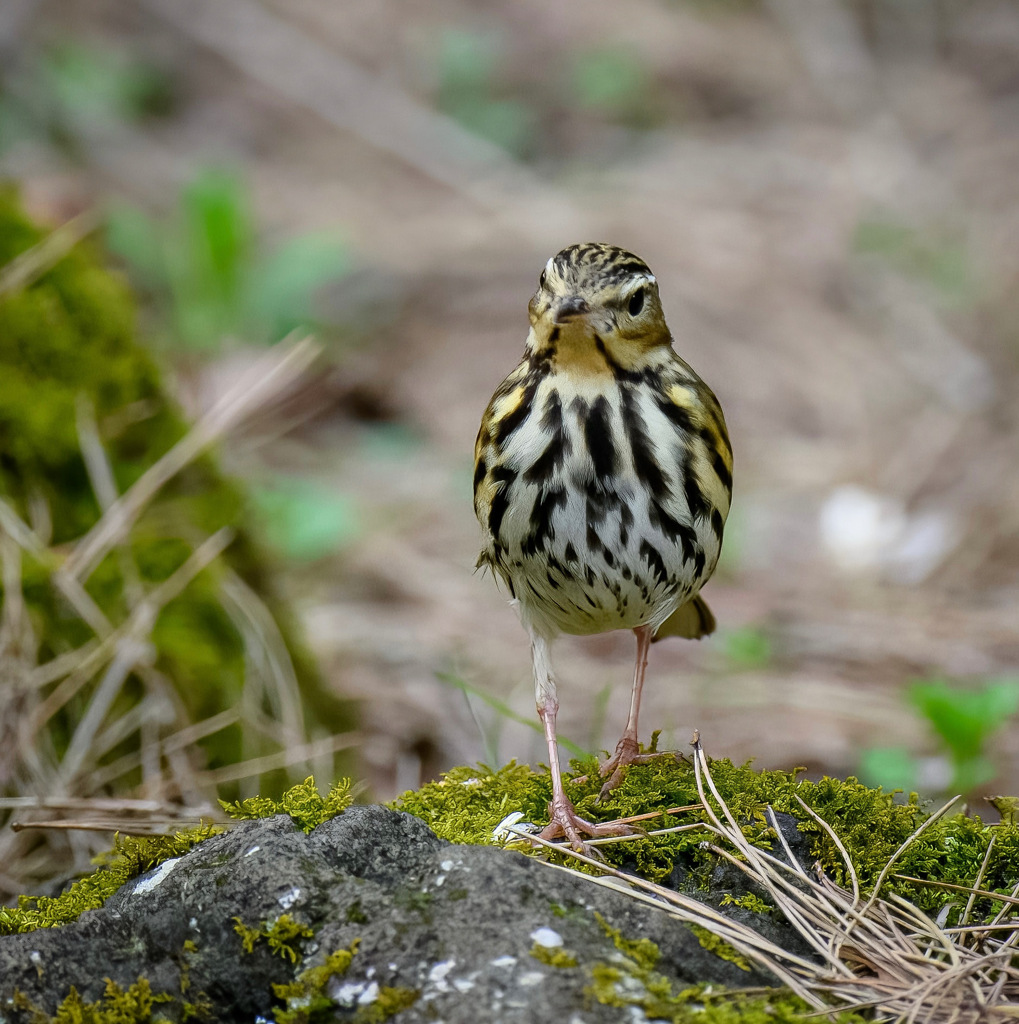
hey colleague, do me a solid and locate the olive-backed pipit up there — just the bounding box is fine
[474,243,732,847]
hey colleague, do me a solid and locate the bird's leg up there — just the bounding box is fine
[598,624,654,798]
[530,632,632,849]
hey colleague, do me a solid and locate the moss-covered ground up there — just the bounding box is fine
[393,752,1019,920]
[2,761,1017,1021]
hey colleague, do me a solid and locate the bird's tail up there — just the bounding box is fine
[653,595,716,641]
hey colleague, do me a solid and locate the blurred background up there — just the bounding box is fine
[2,0,1019,893]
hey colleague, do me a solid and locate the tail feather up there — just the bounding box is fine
[653,595,716,641]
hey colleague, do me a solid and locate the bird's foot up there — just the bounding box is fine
[538,794,635,852]
[597,738,680,801]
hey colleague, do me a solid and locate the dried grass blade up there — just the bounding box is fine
[64,336,319,583]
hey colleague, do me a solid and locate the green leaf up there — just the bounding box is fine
[248,234,350,342]
[570,49,648,115]
[181,168,252,304]
[859,747,917,792]
[252,479,360,560]
[909,678,1019,762]
[950,755,995,795]
[105,203,166,287]
[722,626,772,669]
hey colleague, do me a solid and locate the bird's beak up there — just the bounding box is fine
[553,296,591,324]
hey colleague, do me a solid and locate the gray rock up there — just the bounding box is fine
[0,807,776,1022]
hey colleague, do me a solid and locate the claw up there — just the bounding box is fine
[597,740,680,802]
[538,793,635,852]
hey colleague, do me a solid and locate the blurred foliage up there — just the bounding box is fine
[854,217,974,307]
[435,29,536,157]
[106,168,351,351]
[0,39,171,154]
[721,625,772,670]
[252,478,360,562]
[568,48,652,123]
[861,677,1019,796]
[0,186,351,795]
[436,671,589,765]
[432,30,664,157]
[38,40,171,127]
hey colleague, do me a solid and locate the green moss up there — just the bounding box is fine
[392,754,1019,919]
[272,941,359,1023]
[39,978,172,1024]
[719,892,771,914]
[595,911,660,971]
[233,913,314,963]
[271,940,419,1024]
[353,987,420,1023]
[345,899,368,924]
[530,943,579,968]
[220,777,354,834]
[586,922,866,1023]
[688,925,752,973]
[2,776,354,937]
[0,826,222,935]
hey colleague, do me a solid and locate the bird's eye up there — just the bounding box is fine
[539,270,548,289]
[627,287,645,316]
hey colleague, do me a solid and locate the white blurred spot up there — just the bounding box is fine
[530,927,563,948]
[819,485,953,582]
[277,886,301,910]
[358,982,380,1005]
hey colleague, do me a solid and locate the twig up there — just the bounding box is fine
[195,731,357,785]
[527,734,1019,1021]
[10,818,223,835]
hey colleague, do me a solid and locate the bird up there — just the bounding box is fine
[473,243,732,849]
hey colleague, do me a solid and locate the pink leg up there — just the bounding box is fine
[529,631,632,849]
[598,624,653,797]
[537,697,633,849]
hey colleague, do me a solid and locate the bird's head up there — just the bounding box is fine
[526,243,671,371]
